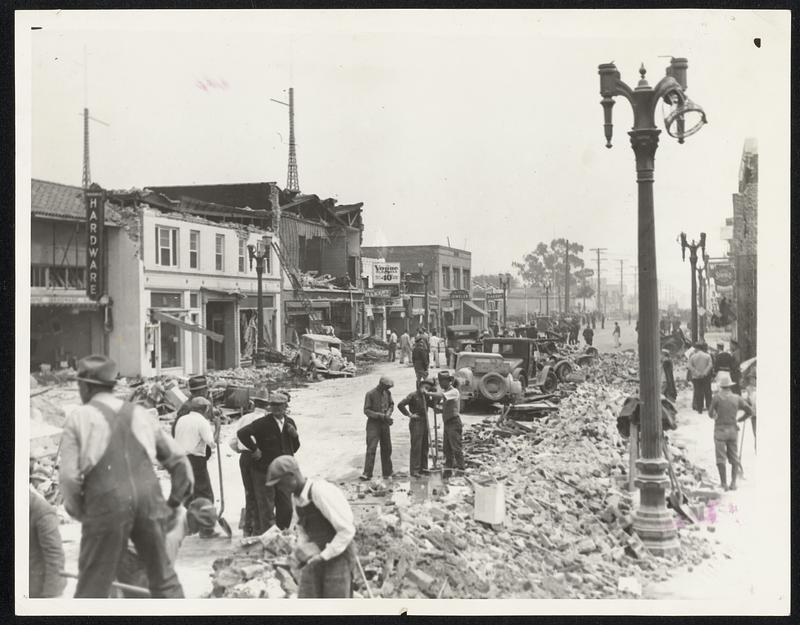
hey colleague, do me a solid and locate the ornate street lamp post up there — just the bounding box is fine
[598,57,706,556]
[417,262,431,330]
[247,238,271,369]
[680,231,706,344]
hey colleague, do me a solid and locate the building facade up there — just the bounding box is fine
[361,244,476,332]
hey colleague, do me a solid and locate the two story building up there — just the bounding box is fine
[361,244,484,332]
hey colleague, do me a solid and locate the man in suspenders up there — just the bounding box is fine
[266,455,356,598]
[59,355,194,598]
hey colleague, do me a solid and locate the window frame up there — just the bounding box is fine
[155,225,179,267]
[442,265,451,290]
[189,230,200,269]
[215,234,225,271]
[238,238,247,273]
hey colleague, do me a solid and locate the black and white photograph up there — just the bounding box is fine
[14,8,790,616]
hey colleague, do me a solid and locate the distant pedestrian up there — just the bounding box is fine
[612,322,621,348]
[29,484,66,598]
[714,342,741,394]
[688,342,714,413]
[387,330,397,362]
[360,376,395,480]
[429,330,441,368]
[661,348,677,400]
[601,313,605,329]
[399,331,412,365]
[709,372,753,491]
[582,325,594,347]
[591,313,596,329]
[424,370,464,480]
[267,456,356,598]
[398,377,435,477]
[412,338,429,382]
[415,327,430,353]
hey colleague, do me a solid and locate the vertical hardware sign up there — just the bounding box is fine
[85,187,106,300]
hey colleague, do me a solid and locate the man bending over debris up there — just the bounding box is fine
[60,355,193,597]
[266,455,356,598]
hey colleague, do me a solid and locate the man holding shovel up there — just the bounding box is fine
[266,455,356,598]
[397,376,435,477]
[424,370,464,480]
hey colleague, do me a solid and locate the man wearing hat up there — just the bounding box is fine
[60,355,193,597]
[114,498,217,596]
[661,349,677,401]
[237,392,299,532]
[266,455,356,598]
[174,395,218,526]
[397,376,435,477]
[714,342,741,394]
[688,342,714,413]
[411,336,430,383]
[708,371,753,491]
[361,376,395,480]
[424,370,464,479]
[228,394,267,537]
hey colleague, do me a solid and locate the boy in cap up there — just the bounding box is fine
[708,371,753,490]
[424,370,464,479]
[397,377,435,477]
[237,392,299,532]
[60,355,193,597]
[361,376,395,480]
[267,455,356,598]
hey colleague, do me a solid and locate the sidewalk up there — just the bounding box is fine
[644,386,758,600]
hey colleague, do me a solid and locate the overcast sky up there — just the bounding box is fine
[25,10,785,307]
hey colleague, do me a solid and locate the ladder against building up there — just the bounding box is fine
[271,240,323,334]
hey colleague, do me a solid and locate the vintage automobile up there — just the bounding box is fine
[293,333,356,379]
[483,337,573,386]
[453,351,526,410]
[444,324,482,368]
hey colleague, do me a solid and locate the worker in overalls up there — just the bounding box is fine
[424,370,464,480]
[266,455,356,598]
[59,355,193,598]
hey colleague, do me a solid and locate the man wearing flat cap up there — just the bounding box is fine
[360,376,395,480]
[266,455,356,598]
[59,355,193,597]
[237,392,299,533]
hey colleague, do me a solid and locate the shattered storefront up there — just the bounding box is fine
[283,290,364,343]
[239,294,278,360]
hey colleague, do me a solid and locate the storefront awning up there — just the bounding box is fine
[200,287,247,300]
[464,301,489,317]
[151,310,224,343]
[31,292,101,309]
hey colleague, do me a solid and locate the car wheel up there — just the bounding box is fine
[542,370,558,393]
[555,362,572,382]
[517,373,528,390]
[477,372,509,402]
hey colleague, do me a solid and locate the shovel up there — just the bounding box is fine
[60,570,151,598]
[213,413,233,538]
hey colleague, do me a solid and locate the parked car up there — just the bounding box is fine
[444,324,482,367]
[293,333,356,379]
[453,351,525,410]
[483,337,572,387]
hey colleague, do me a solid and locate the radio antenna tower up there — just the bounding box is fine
[77,46,109,189]
[271,87,300,192]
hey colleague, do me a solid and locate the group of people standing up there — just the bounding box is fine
[386,327,443,372]
[360,369,464,482]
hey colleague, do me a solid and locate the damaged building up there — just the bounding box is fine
[140,183,366,342]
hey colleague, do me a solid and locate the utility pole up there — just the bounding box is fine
[619,259,624,315]
[564,240,570,314]
[590,247,607,313]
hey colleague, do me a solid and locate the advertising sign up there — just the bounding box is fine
[372,262,401,285]
[711,264,735,288]
[85,185,106,301]
[450,289,470,300]
[486,291,504,300]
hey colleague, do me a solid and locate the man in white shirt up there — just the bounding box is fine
[688,342,714,413]
[266,455,356,598]
[229,399,265,537]
[174,396,219,536]
[424,370,464,480]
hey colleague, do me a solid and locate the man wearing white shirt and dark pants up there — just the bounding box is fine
[266,455,356,598]
[174,396,218,520]
[229,395,268,537]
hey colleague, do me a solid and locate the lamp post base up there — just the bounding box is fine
[254,348,268,369]
[633,457,680,556]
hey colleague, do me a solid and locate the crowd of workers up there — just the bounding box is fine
[29,309,754,600]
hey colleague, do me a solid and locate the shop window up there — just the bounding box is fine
[442,265,451,290]
[160,321,182,368]
[156,226,179,267]
[151,292,183,308]
[189,230,200,269]
[215,234,225,271]
[453,268,461,289]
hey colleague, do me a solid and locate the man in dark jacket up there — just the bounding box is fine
[714,342,741,393]
[360,376,395,480]
[582,325,594,347]
[60,355,193,598]
[237,392,299,532]
[662,349,677,400]
[412,338,430,382]
[29,484,66,598]
[398,377,435,477]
